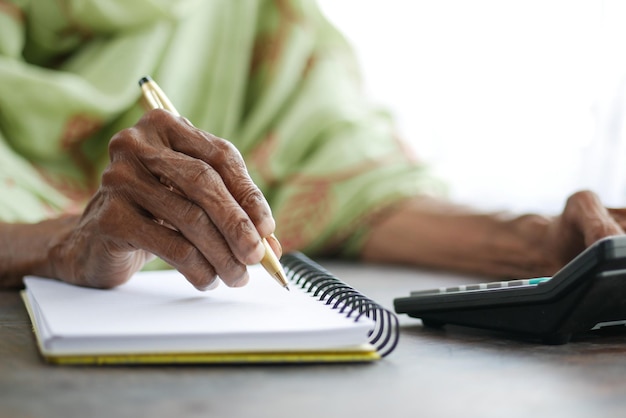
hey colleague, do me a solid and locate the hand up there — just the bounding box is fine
[49,109,280,290]
[539,190,625,272]
[460,189,626,278]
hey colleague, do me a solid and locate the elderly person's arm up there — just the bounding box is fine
[363,191,625,279]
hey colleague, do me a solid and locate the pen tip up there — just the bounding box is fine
[138,76,152,87]
[285,285,290,292]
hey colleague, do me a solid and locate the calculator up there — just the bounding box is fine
[393,235,626,344]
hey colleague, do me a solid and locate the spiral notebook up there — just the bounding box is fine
[21,253,398,365]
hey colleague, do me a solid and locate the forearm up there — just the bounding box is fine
[361,196,558,279]
[0,216,79,289]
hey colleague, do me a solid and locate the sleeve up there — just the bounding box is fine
[0,132,70,223]
[240,0,446,257]
[0,3,70,223]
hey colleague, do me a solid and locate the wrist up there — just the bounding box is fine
[0,215,79,288]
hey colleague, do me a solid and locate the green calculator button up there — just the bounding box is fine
[528,277,550,285]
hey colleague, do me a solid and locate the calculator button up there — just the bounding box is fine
[409,277,552,297]
[507,280,526,287]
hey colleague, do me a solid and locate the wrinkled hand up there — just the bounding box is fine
[547,190,625,266]
[51,109,281,290]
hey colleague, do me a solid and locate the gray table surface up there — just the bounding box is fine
[2,260,626,418]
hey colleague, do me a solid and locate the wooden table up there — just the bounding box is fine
[2,261,626,418]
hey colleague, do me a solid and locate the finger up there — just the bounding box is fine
[141,148,266,266]
[183,137,274,237]
[140,112,275,237]
[133,170,251,287]
[564,191,624,244]
[119,210,221,291]
[265,233,283,259]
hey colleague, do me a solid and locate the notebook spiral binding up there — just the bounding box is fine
[281,252,400,357]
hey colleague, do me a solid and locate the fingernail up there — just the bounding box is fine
[206,279,220,290]
[268,233,282,254]
[233,271,250,288]
[195,278,220,291]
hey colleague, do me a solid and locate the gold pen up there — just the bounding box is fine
[138,76,290,291]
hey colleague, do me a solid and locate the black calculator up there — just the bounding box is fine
[393,235,626,344]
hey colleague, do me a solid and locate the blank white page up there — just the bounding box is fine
[23,266,373,355]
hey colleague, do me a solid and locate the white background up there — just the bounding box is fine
[318,0,626,213]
